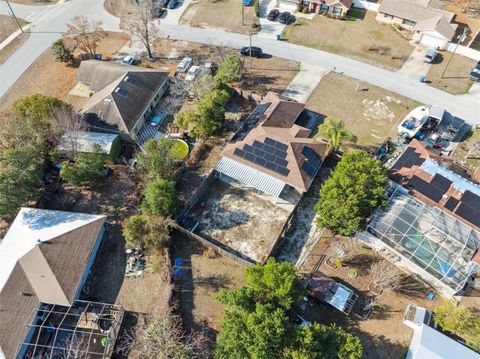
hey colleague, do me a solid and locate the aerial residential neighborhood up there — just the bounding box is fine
[0,0,480,357]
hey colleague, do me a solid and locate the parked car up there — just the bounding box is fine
[240,46,263,58]
[267,8,280,21]
[150,115,162,127]
[202,62,217,76]
[167,0,177,9]
[278,12,295,24]
[185,65,201,81]
[424,48,438,63]
[122,55,136,65]
[177,56,192,73]
[469,63,480,82]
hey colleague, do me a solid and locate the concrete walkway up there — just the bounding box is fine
[282,63,328,103]
[398,45,431,80]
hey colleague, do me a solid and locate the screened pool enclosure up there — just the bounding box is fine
[368,186,480,293]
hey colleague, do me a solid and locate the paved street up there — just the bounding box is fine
[1,0,480,126]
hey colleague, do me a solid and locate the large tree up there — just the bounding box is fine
[214,259,362,359]
[120,0,159,58]
[64,16,106,58]
[137,139,177,180]
[214,56,242,86]
[315,150,388,235]
[0,146,43,219]
[141,178,178,217]
[314,117,357,153]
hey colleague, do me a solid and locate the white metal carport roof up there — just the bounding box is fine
[215,156,286,197]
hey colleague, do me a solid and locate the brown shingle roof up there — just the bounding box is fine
[222,92,329,192]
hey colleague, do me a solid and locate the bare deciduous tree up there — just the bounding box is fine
[369,261,400,293]
[64,16,107,58]
[120,0,159,59]
[53,106,86,159]
[116,311,209,359]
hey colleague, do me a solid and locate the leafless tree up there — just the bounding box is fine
[53,106,86,159]
[120,0,159,59]
[369,261,400,293]
[64,16,107,58]
[116,311,209,359]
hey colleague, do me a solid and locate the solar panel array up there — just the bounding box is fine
[456,190,480,227]
[233,137,290,177]
[392,147,425,170]
[301,147,322,177]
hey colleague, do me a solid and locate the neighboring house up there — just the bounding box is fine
[0,208,123,359]
[77,60,169,140]
[58,131,122,162]
[363,140,480,298]
[302,0,353,17]
[215,92,329,201]
[403,305,480,359]
[376,0,458,49]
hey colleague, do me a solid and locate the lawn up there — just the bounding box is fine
[426,52,476,95]
[451,128,480,171]
[0,32,128,111]
[282,10,414,70]
[180,0,258,34]
[0,15,27,43]
[306,72,421,153]
[170,139,190,160]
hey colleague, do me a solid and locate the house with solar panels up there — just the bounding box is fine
[361,140,480,298]
[215,92,329,201]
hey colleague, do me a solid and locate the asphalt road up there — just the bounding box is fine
[0,0,479,125]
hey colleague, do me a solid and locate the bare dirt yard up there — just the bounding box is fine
[306,72,421,153]
[0,32,129,111]
[282,10,414,70]
[426,52,476,95]
[188,179,290,263]
[299,234,442,359]
[180,0,258,34]
[171,229,246,346]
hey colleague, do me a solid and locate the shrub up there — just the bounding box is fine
[141,178,178,217]
[52,39,74,63]
[123,214,172,250]
[302,7,309,13]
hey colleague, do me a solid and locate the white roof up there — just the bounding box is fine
[407,324,480,359]
[58,131,119,154]
[215,156,286,197]
[0,208,104,295]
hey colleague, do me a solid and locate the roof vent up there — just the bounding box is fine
[442,194,449,199]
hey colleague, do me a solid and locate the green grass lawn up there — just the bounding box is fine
[170,140,189,160]
[282,10,414,70]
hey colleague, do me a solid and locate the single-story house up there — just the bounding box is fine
[77,60,169,140]
[0,208,122,359]
[376,0,458,49]
[403,305,480,359]
[302,0,353,17]
[215,92,329,201]
[58,131,122,162]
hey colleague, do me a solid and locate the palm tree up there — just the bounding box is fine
[314,117,357,153]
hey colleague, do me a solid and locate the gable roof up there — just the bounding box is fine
[379,0,456,39]
[324,0,353,9]
[390,140,480,230]
[78,60,168,134]
[220,92,329,194]
[0,208,105,359]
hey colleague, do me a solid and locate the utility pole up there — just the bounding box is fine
[242,3,245,26]
[5,0,24,33]
[249,32,252,69]
[441,27,468,79]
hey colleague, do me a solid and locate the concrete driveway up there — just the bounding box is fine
[398,45,431,80]
[160,0,192,25]
[257,0,294,39]
[282,63,328,103]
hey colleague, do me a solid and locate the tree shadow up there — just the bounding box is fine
[393,274,429,299]
[194,274,233,291]
[343,254,380,276]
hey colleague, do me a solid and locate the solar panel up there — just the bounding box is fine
[302,162,317,177]
[264,153,275,162]
[275,167,290,177]
[431,174,452,192]
[461,190,480,209]
[254,157,266,166]
[274,149,287,158]
[455,202,480,227]
[264,137,276,146]
[274,157,288,167]
[234,148,244,158]
[244,153,255,162]
[265,161,276,171]
[444,197,459,211]
[274,141,288,152]
[252,140,264,150]
[254,148,265,157]
[408,176,444,202]
[244,144,254,153]
[263,144,275,154]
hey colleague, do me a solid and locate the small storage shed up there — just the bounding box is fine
[58,131,122,161]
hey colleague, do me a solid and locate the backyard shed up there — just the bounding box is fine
[58,131,122,161]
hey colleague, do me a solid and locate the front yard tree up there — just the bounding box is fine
[51,39,74,63]
[314,117,357,153]
[0,146,42,219]
[214,55,242,85]
[141,178,178,217]
[137,139,176,180]
[120,0,158,59]
[315,150,388,235]
[60,144,110,186]
[64,16,106,58]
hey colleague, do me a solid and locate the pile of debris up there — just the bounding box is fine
[126,248,146,277]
